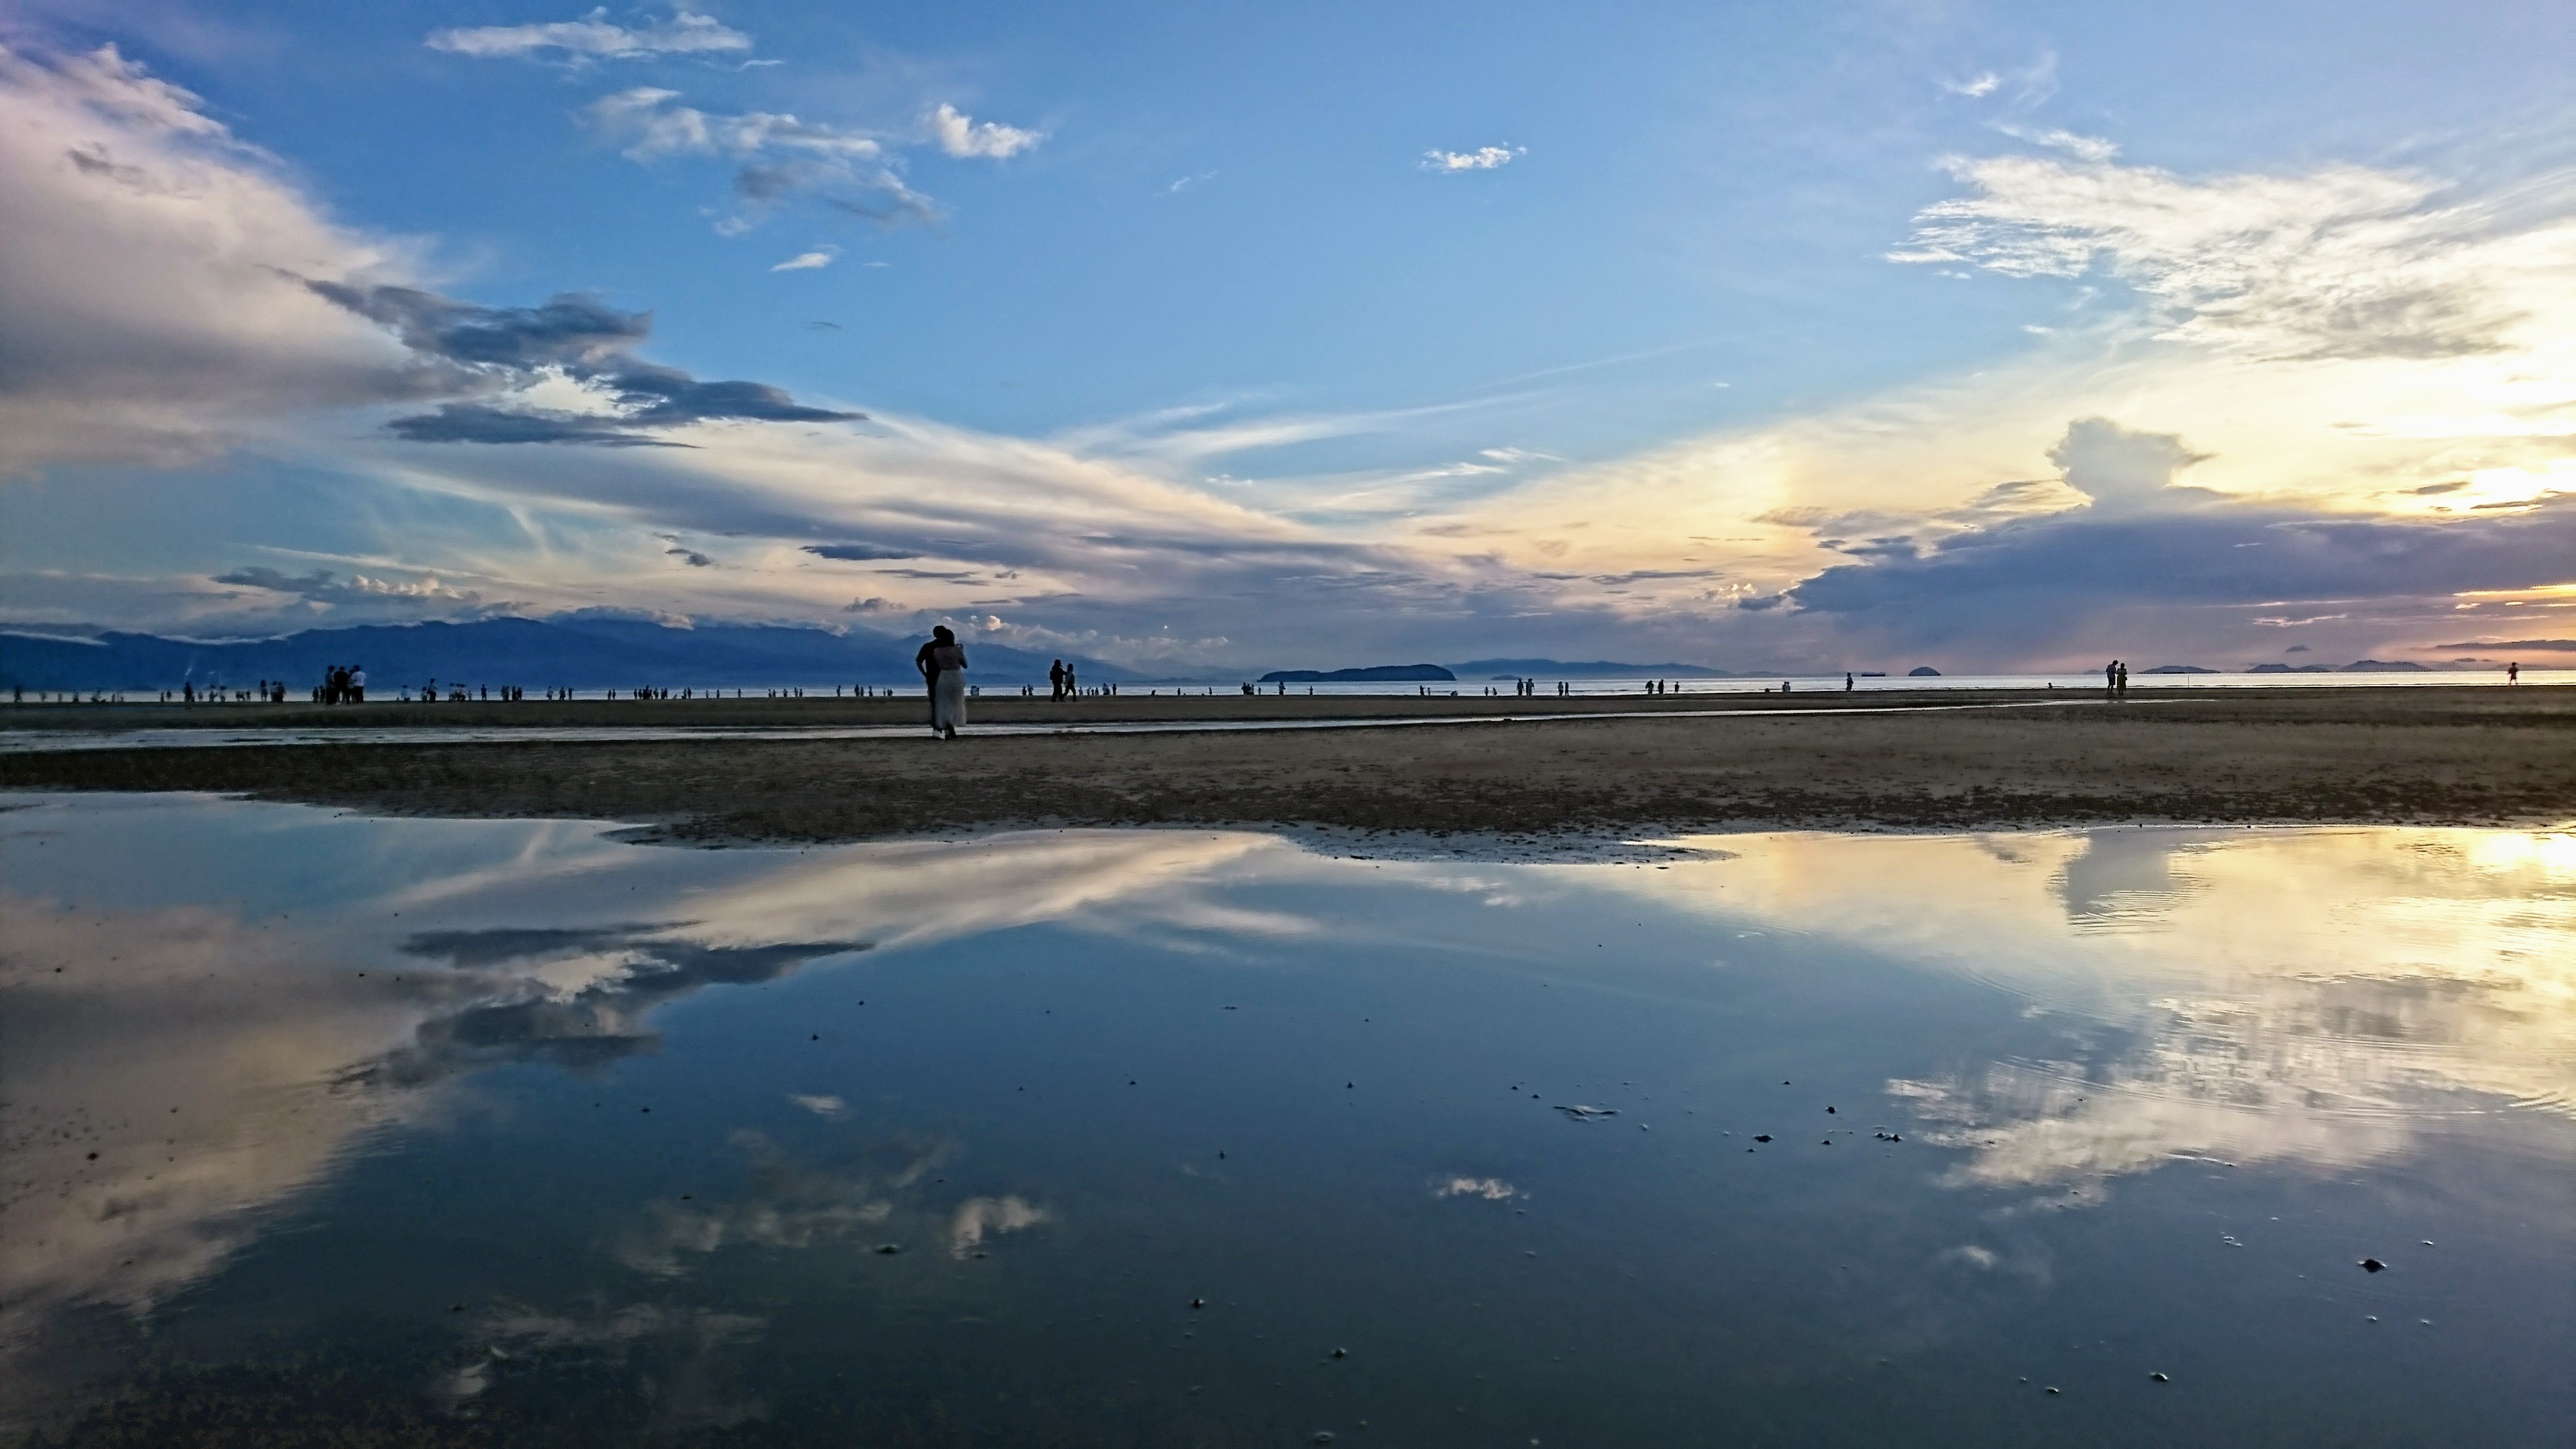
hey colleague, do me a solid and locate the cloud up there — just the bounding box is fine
[926,103,1041,160]
[2431,637,2576,651]
[804,543,919,560]
[1782,434,2576,651]
[2044,417,2214,511]
[1943,72,2001,98]
[213,566,484,606]
[426,9,752,62]
[1890,148,2551,361]
[584,87,933,230]
[667,547,714,566]
[0,44,449,473]
[1422,146,1523,172]
[771,246,838,272]
[311,281,861,443]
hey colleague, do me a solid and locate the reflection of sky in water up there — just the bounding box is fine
[2,794,2569,1444]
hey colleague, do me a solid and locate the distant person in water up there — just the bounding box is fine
[916,625,969,739]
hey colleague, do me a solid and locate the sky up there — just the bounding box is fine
[3,0,2573,672]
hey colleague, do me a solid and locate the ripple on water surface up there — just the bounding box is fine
[2,794,2569,1446]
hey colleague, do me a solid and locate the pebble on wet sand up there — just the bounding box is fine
[2151,1373,2169,1383]
[2360,1257,2386,1272]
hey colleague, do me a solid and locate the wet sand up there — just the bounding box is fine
[5,686,2570,843]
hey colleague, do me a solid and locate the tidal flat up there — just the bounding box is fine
[4,686,2571,842]
[3,792,2569,1446]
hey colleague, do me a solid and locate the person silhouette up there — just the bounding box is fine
[2508,661,2519,685]
[916,625,969,739]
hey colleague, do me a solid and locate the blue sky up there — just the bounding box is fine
[4,0,2573,670]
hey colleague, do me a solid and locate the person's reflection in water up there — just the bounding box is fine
[916,626,969,739]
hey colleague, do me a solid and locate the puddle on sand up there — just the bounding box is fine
[2,794,2569,1447]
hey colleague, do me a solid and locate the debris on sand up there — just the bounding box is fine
[1752,1134,1771,1142]
[1556,1105,1618,1121]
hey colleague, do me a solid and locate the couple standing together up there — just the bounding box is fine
[914,627,969,739]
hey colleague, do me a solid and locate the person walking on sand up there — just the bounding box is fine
[916,625,969,739]
[1049,659,1067,700]
[2508,661,2519,685]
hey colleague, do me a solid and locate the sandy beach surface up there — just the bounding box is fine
[5,686,2569,843]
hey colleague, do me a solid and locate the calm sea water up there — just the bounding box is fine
[3,795,2569,1446]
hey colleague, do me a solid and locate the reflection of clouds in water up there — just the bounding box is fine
[441,1301,771,1432]
[0,806,1290,1384]
[949,1195,1051,1257]
[613,1130,949,1277]
[1617,827,2576,1195]
[0,894,421,1351]
[355,927,869,1087]
[1434,1176,1522,1200]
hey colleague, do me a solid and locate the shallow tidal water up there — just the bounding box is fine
[2,794,2569,1447]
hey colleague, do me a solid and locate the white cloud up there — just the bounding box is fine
[926,103,1041,160]
[1422,145,1523,172]
[1943,72,2001,98]
[427,9,751,62]
[770,246,838,272]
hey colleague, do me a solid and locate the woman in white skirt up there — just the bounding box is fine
[915,625,969,739]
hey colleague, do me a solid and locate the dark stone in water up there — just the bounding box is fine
[2151,1373,2170,1383]
[2361,1258,2387,1272]
[875,1244,903,1254]
[1753,1135,1771,1142]
[1331,1347,1347,1358]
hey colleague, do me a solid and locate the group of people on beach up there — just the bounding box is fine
[318,665,365,703]
[2105,659,2131,696]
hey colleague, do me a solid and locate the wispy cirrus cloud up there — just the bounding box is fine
[1888,148,2563,362]
[426,9,752,63]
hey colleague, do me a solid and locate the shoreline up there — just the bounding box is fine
[5,686,2568,847]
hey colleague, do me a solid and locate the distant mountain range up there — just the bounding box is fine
[1258,664,1454,683]
[0,616,1144,691]
[1446,657,1759,679]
